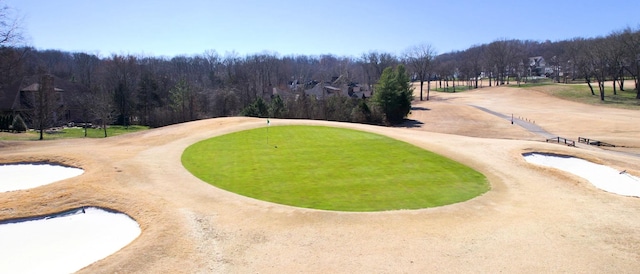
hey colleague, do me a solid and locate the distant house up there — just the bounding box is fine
[0,75,68,128]
[349,85,372,99]
[528,56,547,77]
[304,82,341,99]
[303,75,371,100]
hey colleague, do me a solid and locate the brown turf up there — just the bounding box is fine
[1,85,639,273]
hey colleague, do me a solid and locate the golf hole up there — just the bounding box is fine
[523,152,640,197]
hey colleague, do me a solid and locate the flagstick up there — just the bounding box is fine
[267,118,270,145]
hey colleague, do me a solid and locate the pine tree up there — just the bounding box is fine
[372,64,413,124]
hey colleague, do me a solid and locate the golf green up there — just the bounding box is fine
[182,125,489,211]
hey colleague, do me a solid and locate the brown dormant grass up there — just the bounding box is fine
[1,85,639,273]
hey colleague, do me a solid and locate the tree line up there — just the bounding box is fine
[1,48,409,128]
[1,0,638,131]
[432,27,640,101]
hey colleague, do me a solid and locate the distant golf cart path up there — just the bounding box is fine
[471,105,555,139]
[409,86,640,157]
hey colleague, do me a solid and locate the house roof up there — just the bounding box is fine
[1,75,83,112]
[0,80,23,111]
[324,85,341,91]
[20,83,64,92]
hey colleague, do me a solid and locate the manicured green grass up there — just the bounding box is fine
[434,85,475,92]
[0,125,149,140]
[63,125,149,138]
[519,83,640,110]
[182,125,489,211]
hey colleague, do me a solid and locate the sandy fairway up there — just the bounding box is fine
[1,86,640,273]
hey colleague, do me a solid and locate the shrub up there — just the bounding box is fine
[11,114,28,132]
[0,114,12,131]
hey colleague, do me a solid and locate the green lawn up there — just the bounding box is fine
[433,85,475,92]
[514,81,640,110]
[542,84,640,109]
[182,125,489,211]
[0,125,149,140]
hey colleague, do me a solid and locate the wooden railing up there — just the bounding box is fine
[578,137,616,147]
[546,137,575,146]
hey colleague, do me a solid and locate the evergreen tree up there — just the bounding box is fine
[11,114,27,132]
[241,97,269,117]
[269,95,286,118]
[372,64,413,124]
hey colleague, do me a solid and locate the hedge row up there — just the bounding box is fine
[0,114,28,132]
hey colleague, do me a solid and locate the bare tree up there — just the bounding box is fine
[404,43,436,100]
[0,1,23,47]
[462,45,485,88]
[433,53,458,92]
[360,51,397,89]
[566,38,597,94]
[604,32,626,94]
[211,88,240,117]
[90,84,116,137]
[618,27,640,98]
[169,78,196,122]
[33,74,56,140]
[136,70,161,126]
[589,37,612,101]
[72,52,100,87]
[104,54,139,126]
[485,39,519,86]
[0,2,25,98]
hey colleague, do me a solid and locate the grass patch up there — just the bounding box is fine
[0,125,149,140]
[518,83,640,110]
[514,81,555,88]
[182,125,489,212]
[433,85,475,92]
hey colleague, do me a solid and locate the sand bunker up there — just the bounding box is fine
[0,207,141,274]
[524,152,640,197]
[0,163,84,192]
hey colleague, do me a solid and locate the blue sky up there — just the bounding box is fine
[7,0,640,58]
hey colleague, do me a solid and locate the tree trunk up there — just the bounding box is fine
[636,63,640,99]
[586,76,595,95]
[619,67,625,91]
[636,76,640,99]
[38,89,43,140]
[419,80,424,101]
[426,77,431,101]
[453,78,456,92]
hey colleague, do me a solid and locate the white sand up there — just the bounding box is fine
[0,207,141,274]
[0,164,84,192]
[524,153,640,197]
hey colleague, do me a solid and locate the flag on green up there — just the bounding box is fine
[267,119,270,126]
